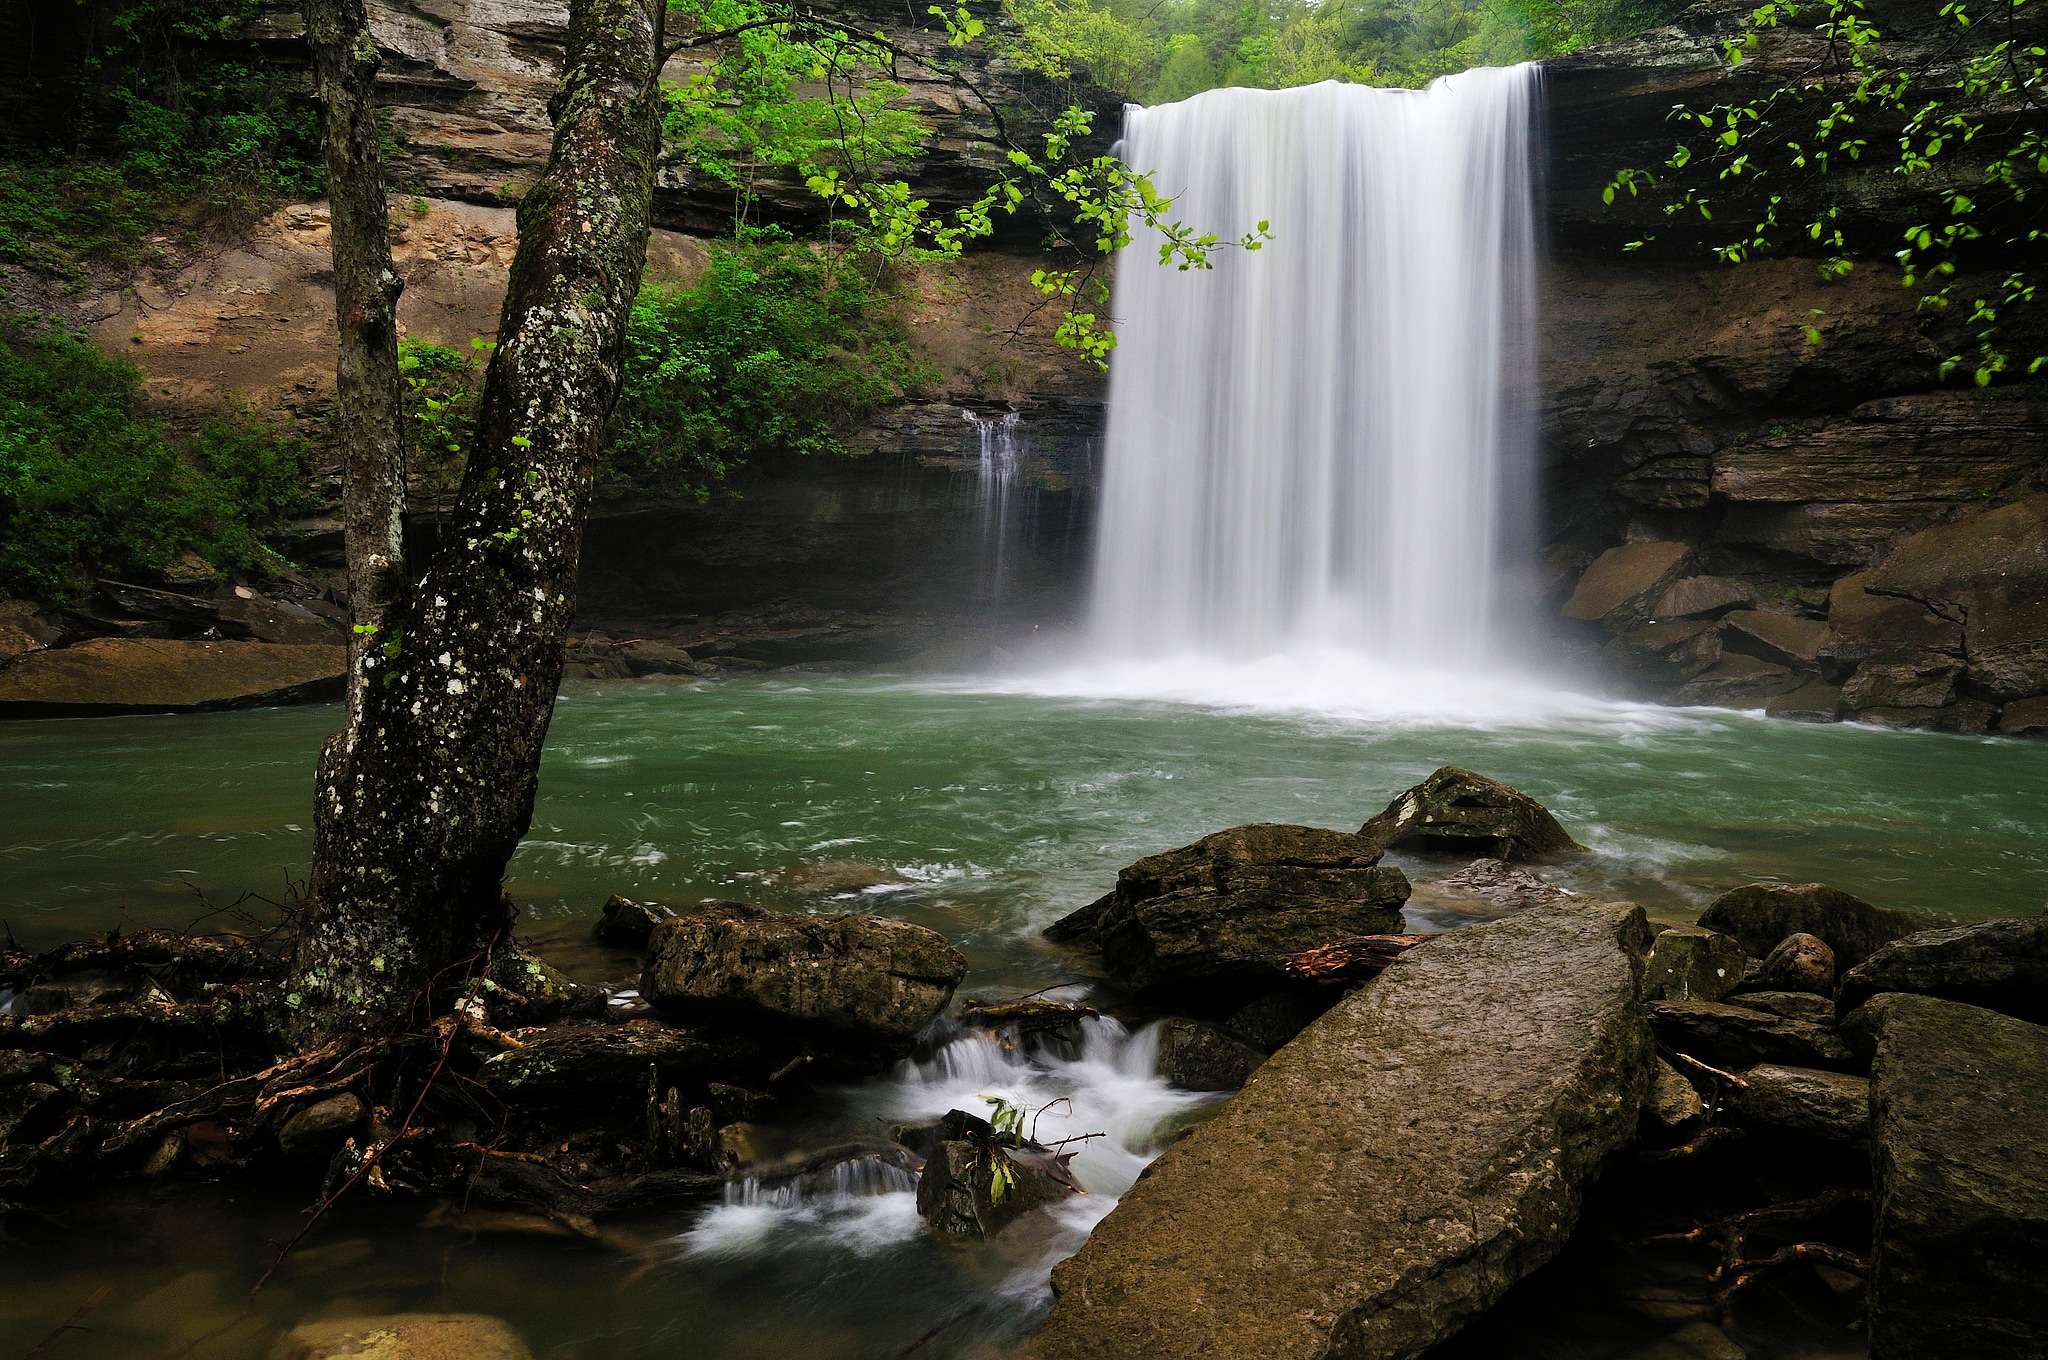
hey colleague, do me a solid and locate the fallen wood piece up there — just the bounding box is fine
[1284,933,1435,981]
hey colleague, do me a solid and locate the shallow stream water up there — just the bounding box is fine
[4,669,2046,1358]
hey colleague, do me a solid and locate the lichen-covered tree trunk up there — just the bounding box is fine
[291,0,662,1037]
[305,0,407,721]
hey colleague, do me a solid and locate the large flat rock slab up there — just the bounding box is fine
[1867,994,2048,1359]
[0,638,344,715]
[1026,899,1655,1360]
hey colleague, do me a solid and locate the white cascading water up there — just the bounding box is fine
[1089,68,1541,665]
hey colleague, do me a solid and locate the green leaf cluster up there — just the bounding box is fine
[1003,0,1690,100]
[0,317,317,603]
[604,228,937,494]
[1603,0,2048,386]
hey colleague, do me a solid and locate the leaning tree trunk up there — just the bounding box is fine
[291,0,663,1037]
[305,0,407,723]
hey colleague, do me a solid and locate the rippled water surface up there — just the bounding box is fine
[3,672,2045,1358]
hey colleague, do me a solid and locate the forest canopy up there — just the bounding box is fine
[1006,0,1691,100]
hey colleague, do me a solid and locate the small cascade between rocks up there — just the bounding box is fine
[1088,67,1543,666]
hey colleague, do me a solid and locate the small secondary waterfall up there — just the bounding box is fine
[1088,67,1541,665]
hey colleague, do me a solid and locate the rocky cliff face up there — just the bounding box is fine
[240,0,1102,233]
[18,2,2045,722]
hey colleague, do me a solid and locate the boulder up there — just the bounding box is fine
[1644,1057,1704,1130]
[1721,610,1828,668]
[1644,926,1749,1002]
[0,638,345,715]
[1023,899,1654,1360]
[1758,932,1835,994]
[479,947,601,1026]
[1603,620,1724,684]
[917,1141,1072,1239]
[1853,698,1999,734]
[1729,1064,1869,1146]
[1420,857,1572,911]
[277,1093,365,1159]
[1222,987,1337,1050]
[1648,1000,1858,1073]
[1842,654,1964,711]
[1044,824,1408,996]
[214,592,342,645]
[1837,916,2048,1025]
[1699,882,1933,972]
[1726,990,1835,1023]
[1999,695,2048,735]
[1153,1019,1266,1092]
[271,1313,532,1360]
[1562,541,1697,632]
[1654,575,1758,620]
[1864,493,2048,702]
[1818,572,1962,683]
[1359,766,1585,861]
[592,894,676,949]
[618,641,701,677]
[1867,994,2048,1359]
[1764,679,1844,721]
[642,901,966,1051]
[1669,653,1800,707]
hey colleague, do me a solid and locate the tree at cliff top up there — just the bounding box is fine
[1605,0,2048,386]
[289,0,1253,1036]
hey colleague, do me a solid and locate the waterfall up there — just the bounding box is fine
[964,409,1024,608]
[1088,68,1541,666]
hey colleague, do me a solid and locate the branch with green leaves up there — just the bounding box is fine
[1601,0,2047,385]
[655,0,1271,366]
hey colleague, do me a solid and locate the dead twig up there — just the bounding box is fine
[1285,934,1435,982]
[21,1283,111,1359]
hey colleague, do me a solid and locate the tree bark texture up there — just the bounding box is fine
[304,0,407,724]
[293,0,663,1037]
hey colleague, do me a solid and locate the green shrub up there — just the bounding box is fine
[0,318,315,603]
[606,230,935,493]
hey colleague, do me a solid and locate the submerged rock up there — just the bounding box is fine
[1419,857,1572,911]
[1024,899,1654,1360]
[1644,925,1748,1002]
[1758,932,1836,994]
[917,1138,1072,1239]
[1728,1065,1868,1147]
[1358,766,1586,861]
[272,1313,532,1360]
[1648,1000,1858,1073]
[1698,882,1932,972]
[1867,994,2048,1359]
[1837,916,2048,1025]
[642,901,965,1055]
[277,1093,365,1160]
[592,894,676,949]
[1154,1019,1266,1092]
[1044,824,1407,998]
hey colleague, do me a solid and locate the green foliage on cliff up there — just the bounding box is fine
[660,0,932,229]
[1006,0,1689,99]
[0,0,324,279]
[1604,0,2047,386]
[0,320,315,603]
[605,229,936,494]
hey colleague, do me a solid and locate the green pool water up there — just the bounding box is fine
[1,672,2043,1359]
